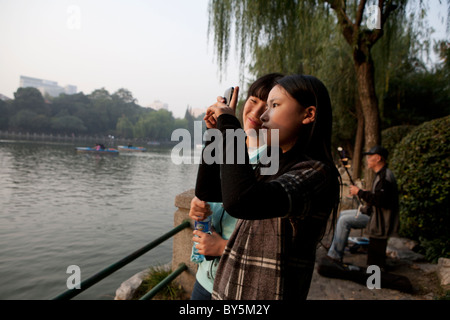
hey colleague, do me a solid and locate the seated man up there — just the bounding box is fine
[327,208,370,262]
[328,145,399,269]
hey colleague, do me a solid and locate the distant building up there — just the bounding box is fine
[147,100,169,111]
[19,75,77,97]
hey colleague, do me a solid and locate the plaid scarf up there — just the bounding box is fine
[212,160,334,300]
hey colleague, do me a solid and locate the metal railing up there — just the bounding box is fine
[52,220,191,300]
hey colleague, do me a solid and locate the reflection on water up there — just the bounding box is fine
[0,140,198,299]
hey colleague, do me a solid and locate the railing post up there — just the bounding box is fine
[172,189,196,297]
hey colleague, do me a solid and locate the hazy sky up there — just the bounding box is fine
[0,0,447,119]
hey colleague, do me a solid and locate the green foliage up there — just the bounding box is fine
[381,125,416,156]
[382,68,450,128]
[13,87,50,116]
[112,88,137,104]
[9,109,39,131]
[390,116,450,261]
[209,0,337,78]
[420,237,450,262]
[116,115,134,139]
[50,115,87,134]
[174,118,189,131]
[2,86,194,141]
[0,100,9,130]
[134,109,175,141]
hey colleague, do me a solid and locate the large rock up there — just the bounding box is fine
[114,269,151,300]
[388,237,418,251]
[386,237,425,261]
[437,258,450,290]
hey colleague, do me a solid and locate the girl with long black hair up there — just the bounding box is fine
[198,74,340,300]
[189,73,283,300]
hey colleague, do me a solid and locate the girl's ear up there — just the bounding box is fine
[302,106,316,124]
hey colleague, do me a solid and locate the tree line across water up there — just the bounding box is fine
[0,87,204,143]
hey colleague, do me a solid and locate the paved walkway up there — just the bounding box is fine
[307,242,440,300]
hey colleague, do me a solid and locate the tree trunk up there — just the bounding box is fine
[352,93,364,180]
[354,55,381,186]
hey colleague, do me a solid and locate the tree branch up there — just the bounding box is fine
[325,0,356,45]
[355,0,368,27]
[380,0,398,29]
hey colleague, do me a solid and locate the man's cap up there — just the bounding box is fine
[363,145,388,159]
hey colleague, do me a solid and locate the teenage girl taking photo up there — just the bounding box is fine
[198,74,340,300]
[189,73,283,300]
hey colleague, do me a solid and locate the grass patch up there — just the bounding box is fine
[132,265,185,300]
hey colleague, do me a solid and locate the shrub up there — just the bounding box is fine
[390,115,450,262]
[381,125,416,157]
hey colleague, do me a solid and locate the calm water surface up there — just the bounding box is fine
[0,140,199,300]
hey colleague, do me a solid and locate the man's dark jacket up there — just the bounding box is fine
[358,166,399,239]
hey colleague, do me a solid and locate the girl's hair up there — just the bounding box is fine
[247,73,284,101]
[276,74,333,165]
[275,74,341,239]
[238,73,284,122]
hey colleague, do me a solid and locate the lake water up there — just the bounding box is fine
[0,140,199,300]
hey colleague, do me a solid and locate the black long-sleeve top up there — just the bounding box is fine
[195,114,339,300]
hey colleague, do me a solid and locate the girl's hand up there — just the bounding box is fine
[192,230,227,256]
[189,196,211,221]
[203,109,217,129]
[205,86,240,125]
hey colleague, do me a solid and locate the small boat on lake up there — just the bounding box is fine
[118,145,147,152]
[75,146,119,155]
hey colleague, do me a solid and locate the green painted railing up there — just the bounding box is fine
[52,220,191,300]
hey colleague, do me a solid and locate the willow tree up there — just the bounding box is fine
[246,2,359,171]
[207,0,425,182]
